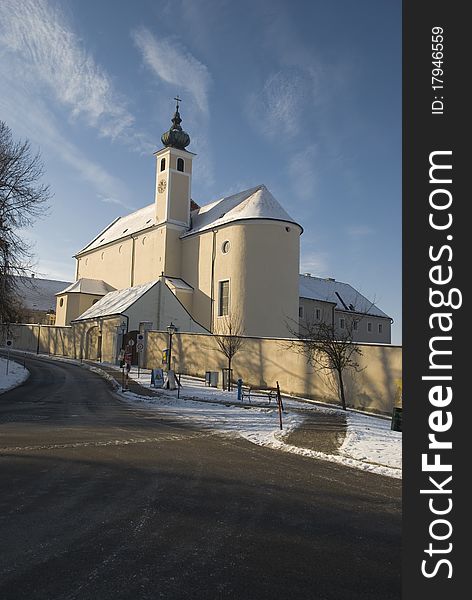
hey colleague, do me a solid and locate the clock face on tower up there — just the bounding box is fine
[158,179,167,194]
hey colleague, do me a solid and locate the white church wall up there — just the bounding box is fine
[234,220,301,338]
[77,237,134,289]
[132,228,167,285]
[180,230,214,331]
[180,219,301,338]
[158,283,208,334]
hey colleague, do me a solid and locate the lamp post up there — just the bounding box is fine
[167,322,176,370]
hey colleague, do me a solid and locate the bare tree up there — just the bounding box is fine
[0,121,50,336]
[288,317,363,410]
[214,313,245,390]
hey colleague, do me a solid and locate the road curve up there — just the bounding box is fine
[0,354,401,600]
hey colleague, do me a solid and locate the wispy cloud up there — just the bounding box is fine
[300,251,330,277]
[0,0,141,145]
[346,225,374,239]
[0,73,134,211]
[288,145,318,203]
[247,70,310,139]
[132,27,212,116]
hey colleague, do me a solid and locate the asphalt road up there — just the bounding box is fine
[0,354,401,600]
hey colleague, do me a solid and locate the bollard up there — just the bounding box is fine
[237,378,243,401]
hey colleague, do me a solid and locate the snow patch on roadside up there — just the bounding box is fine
[0,357,30,394]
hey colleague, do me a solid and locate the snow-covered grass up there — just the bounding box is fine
[112,364,402,479]
[341,411,402,471]
[0,356,30,393]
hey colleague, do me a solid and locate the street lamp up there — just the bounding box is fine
[167,322,176,370]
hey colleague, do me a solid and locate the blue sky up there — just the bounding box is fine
[0,0,401,343]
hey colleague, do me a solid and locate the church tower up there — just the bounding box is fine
[154,98,194,229]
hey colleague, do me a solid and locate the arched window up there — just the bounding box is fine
[177,158,184,172]
[160,158,166,172]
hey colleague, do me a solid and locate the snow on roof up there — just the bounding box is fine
[14,276,72,311]
[56,278,116,296]
[182,184,302,237]
[73,280,158,321]
[165,277,193,292]
[77,204,155,254]
[299,275,390,318]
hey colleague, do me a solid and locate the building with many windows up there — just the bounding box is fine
[299,274,392,343]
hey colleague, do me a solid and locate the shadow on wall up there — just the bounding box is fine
[5,324,402,415]
[144,331,401,414]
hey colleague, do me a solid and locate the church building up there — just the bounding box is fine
[55,101,303,338]
[54,101,392,344]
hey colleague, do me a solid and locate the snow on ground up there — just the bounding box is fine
[112,364,402,479]
[1,352,402,479]
[340,411,402,471]
[0,356,30,393]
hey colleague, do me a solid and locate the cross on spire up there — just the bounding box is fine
[174,96,182,109]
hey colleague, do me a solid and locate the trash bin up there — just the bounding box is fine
[205,371,219,387]
[391,407,402,432]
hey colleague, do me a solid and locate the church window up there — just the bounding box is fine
[378,323,383,333]
[177,158,184,172]
[160,158,166,171]
[315,308,321,320]
[218,280,230,316]
[367,322,372,333]
[340,318,345,329]
[353,321,358,330]
[299,306,304,319]
[221,240,230,254]
[59,298,64,307]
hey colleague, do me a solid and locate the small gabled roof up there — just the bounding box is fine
[182,184,302,237]
[165,277,193,292]
[76,204,155,255]
[299,274,390,318]
[56,278,116,296]
[73,280,158,321]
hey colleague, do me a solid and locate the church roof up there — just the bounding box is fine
[56,278,116,296]
[183,184,302,237]
[73,280,158,321]
[299,274,390,318]
[77,205,156,254]
[77,185,300,254]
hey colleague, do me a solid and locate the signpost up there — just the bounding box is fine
[122,340,133,391]
[5,339,12,375]
[136,333,145,378]
[276,381,283,430]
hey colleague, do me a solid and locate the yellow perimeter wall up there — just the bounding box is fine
[7,325,401,414]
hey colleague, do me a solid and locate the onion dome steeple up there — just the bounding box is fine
[161,96,191,150]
